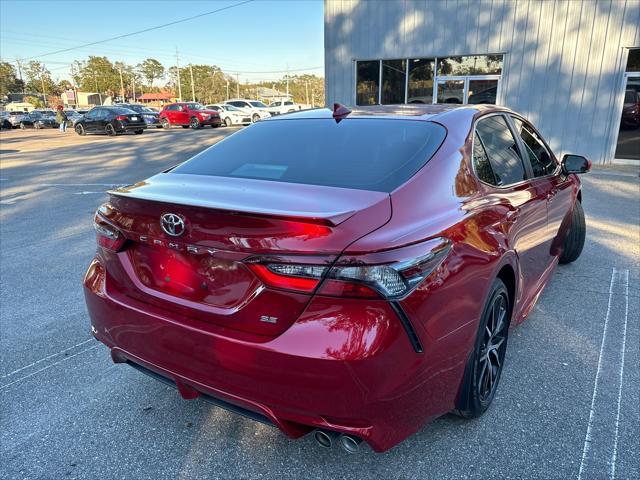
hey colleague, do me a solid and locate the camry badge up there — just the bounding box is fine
[160,213,185,237]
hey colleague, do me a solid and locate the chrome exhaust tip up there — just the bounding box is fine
[338,434,362,454]
[313,429,338,449]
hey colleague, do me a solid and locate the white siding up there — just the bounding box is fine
[324,0,640,164]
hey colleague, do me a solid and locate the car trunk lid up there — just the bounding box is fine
[100,173,391,336]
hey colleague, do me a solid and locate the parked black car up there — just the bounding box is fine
[74,106,146,136]
[19,111,59,129]
[115,103,162,128]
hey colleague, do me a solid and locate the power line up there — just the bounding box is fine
[19,0,255,61]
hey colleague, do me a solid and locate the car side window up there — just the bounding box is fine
[85,109,98,119]
[511,117,556,177]
[473,132,498,185]
[474,115,527,186]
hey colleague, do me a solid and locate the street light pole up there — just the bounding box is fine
[40,74,47,107]
[175,48,182,101]
[236,73,239,98]
[226,80,229,101]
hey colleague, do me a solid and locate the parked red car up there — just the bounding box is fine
[159,102,221,129]
[84,104,590,453]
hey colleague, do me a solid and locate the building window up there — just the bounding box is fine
[356,60,380,105]
[408,58,434,104]
[355,54,503,106]
[381,59,406,104]
[437,55,503,76]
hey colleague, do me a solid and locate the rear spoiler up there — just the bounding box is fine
[107,187,355,227]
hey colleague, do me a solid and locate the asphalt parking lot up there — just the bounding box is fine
[1,127,638,480]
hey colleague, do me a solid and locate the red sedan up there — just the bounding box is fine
[159,102,222,129]
[84,104,590,453]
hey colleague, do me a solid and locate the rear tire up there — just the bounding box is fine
[134,129,144,135]
[454,278,510,419]
[559,201,586,264]
[105,123,117,136]
[75,124,85,136]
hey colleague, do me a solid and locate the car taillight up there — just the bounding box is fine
[115,115,128,121]
[93,210,126,252]
[246,238,451,299]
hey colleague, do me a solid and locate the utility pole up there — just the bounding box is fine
[94,71,102,105]
[305,80,309,106]
[70,63,78,108]
[118,67,125,102]
[40,74,47,106]
[175,48,182,101]
[15,59,24,93]
[189,64,195,101]
[236,73,239,98]
[226,79,229,101]
[132,75,136,103]
[285,64,289,98]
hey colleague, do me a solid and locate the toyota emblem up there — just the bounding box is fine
[160,213,185,237]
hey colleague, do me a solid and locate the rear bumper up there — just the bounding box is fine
[83,255,466,451]
[119,123,147,131]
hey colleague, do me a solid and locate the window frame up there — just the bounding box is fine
[470,112,532,189]
[509,114,560,179]
[353,53,505,106]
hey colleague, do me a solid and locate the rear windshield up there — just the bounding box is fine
[171,118,446,192]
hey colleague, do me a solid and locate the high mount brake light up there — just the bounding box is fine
[93,210,126,252]
[247,238,451,299]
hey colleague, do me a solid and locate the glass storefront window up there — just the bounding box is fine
[436,80,465,104]
[437,55,503,76]
[408,58,435,104]
[468,79,499,104]
[356,60,380,105]
[381,59,407,104]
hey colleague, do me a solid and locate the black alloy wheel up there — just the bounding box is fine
[455,278,510,418]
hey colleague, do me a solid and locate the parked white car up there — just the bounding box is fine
[267,100,302,116]
[6,110,29,128]
[205,104,252,127]
[225,99,272,123]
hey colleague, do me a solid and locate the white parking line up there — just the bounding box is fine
[0,343,100,391]
[577,267,617,480]
[577,267,631,480]
[610,269,630,480]
[0,338,94,379]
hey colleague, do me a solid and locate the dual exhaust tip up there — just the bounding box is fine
[313,429,362,454]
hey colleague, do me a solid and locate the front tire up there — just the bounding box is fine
[559,201,586,264]
[75,124,85,136]
[189,117,200,129]
[455,278,510,418]
[224,117,232,127]
[134,129,144,135]
[252,113,260,123]
[161,118,170,129]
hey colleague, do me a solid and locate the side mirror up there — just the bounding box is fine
[562,154,591,175]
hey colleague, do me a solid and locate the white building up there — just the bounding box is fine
[324,0,640,164]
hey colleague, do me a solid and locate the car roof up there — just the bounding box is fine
[263,104,513,122]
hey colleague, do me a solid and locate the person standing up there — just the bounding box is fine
[56,106,68,133]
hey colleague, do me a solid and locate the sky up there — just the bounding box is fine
[0,0,324,83]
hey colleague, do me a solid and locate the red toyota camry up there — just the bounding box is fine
[84,104,590,453]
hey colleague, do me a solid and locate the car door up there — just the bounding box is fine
[94,108,109,132]
[473,114,552,297]
[83,108,99,132]
[174,104,188,125]
[510,116,574,248]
